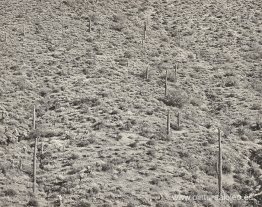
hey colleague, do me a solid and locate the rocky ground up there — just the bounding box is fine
[0,0,261,206]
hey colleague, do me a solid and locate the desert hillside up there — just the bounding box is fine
[0,0,261,206]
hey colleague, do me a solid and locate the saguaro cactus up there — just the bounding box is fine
[145,66,149,80]
[167,110,170,137]
[89,17,92,32]
[218,127,222,198]
[177,112,180,128]
[22,24,25,36]
[33,105,38,194]
[4,32,7,43]
[175,63,178,82]
[143,21,147,40]
[165,69,168,96]
[19,159,23,170]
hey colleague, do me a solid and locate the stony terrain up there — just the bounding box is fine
[0,0,261,206]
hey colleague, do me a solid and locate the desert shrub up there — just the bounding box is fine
[222,162,232,174]
[98,204,112,207]
[27,198,39,207]
[230,200,246,207]
[41,128,64,138]
[232,118,249,127]
[156,202,170,207]
[138,122,152,138]
[116,58,128,66]
[201,200,215,207]
[224,77,238,87]
[251,81,262,93]
[39,88,50,97]
[75,200,91,207]
[223,70,235,77]
[0,164,7,176]
[201,162,217,177]
[170,123,182,131]
[190,96,202,107]
[250,149,262,167]
[82,68,89,75]
[247,165,261,178]
[70,153,80,160]
[149,178,159,185]
[40,151,52,161]
[124,51,133,59]
[88,186,99,195]
[28,128,63,139]
[160,71,176,82]
[250,103,261,110]
[146,139,155,146]
[72,97,100,107]
[162,89,188,108]
[126,203,135,207]
[4,189,17,197]
[128,141,137,148]
[111,24,124,32]
[101,163,112,172]
[146,150,156,158]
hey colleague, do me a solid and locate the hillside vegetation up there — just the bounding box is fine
[0,0,261,206]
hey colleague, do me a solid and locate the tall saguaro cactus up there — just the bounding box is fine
[175,63,178,82]
[4,32,7,43]
[145,66,149,80]
[167,110,170,137]
[33,105,38,194]
[143,21,147,40]
[89,17,92,32]
[218,127,222,198]
[177,112,180,128]
[165,69,168,96]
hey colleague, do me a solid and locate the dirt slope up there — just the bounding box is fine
[0,0,261,206]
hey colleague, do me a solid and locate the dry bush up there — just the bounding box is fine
[251,81,262,93]
[72,97,101,107]
[155,202,170,207]
[170,123,182,131]
[27,198,39,207]
[111,24,124,32]
[222,162,232,174]
[138,122,152,138]
[224,77,238,87]
[28,128,64,139]
[4,189,17,197]
[160,71,176,82]
[230,200,246,207]
[69,153,80,160]
[162,89,188,108]
[126,203,135,207]
[250,149,262,167]
[75,200,91,207]
[200,161,217,177]
[101,162,113,172]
